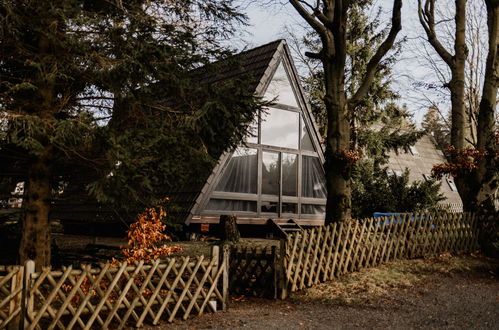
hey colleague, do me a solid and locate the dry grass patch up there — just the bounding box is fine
[292,253,497,306]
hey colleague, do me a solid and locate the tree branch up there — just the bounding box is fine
[289,0,328,39]
[349,0,402,106]
[305,51,323,59]
[417,0,454,66]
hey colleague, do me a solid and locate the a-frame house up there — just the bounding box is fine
[184,40,327,227]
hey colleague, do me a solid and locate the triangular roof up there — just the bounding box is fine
[184,39,326,225]
[46,40,327,226]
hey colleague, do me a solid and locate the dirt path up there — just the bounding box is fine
[155,257,499,330]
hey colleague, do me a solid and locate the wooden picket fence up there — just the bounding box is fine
[229,246,278,298]
[436,201,499,213]
[281,212,484,295]
[436,203,464,213]
[1,212,495,328]
[0,246,228,329]
[0,265,24,329]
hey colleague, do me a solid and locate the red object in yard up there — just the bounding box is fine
[200,224,209,232]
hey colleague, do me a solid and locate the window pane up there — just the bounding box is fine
[282,153,297,196]
[302,156,327,198]
[409,145,419,156]
[261,108,299,149]
[446,178,457,191]
[301,204,326,215]
[245,118,258,144]
[262,152,279,195]
[264,62,299,107]
[261,201,278,213]
[282,203,297,214]
[206,199,256,212]
[300,115,315,151]
[215,148,257,193]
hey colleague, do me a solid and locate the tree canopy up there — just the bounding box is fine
[0,0,263,267]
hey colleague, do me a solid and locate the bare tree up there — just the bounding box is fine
[287,0,402,223]
[418,0,469,152]
[418,0,498,211]
[414,1,487,146]
[473,0,498,212]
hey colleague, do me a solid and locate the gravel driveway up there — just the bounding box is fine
[155,257,499,330]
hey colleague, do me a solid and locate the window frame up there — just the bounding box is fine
[199,59,326,220]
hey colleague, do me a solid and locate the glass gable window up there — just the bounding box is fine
[202,57,326,219]
[261,108,299,149]
[302,156,327,198]
[215,148,257,194]
[264,62,299,107]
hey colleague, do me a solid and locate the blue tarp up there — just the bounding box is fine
[373,212,405,225]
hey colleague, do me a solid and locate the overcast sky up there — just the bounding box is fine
[234,0,443,124]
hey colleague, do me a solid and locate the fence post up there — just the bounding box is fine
[279,239,287,300]
[209,245,219,312]
[7,265,23,330]
[211,245,219,279]
[271,245,277,299]
[21,260,35,330]
[222,245,229,311]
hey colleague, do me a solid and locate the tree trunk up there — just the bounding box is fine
[323,47,351,224]
[19,147,52,270]
[470,0,499,212]
[451,0,473,209]
[289,0,401,224]
[322,18,352,224]
[219,214,240,242]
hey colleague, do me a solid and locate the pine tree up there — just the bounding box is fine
[421,106,451,151]
[0,0,260,268]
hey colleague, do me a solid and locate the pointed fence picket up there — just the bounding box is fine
[281,212,490,295]
[0,246,228,329]
[0,212,495,328]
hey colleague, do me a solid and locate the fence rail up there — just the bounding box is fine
[1,211,495,328]
[282,212,483,295]
[0,246,228,329]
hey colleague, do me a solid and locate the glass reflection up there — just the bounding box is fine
[261,201,278,213]
[261,108,299,149]
[300,115,315,151]
[282,153,297,196]
[282,203,297,214]
[301,204,326,215]
[245,118,258,144]
[262,152,279,195]
[264,62,299,107]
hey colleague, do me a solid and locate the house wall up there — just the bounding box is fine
[386,135,462,205]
